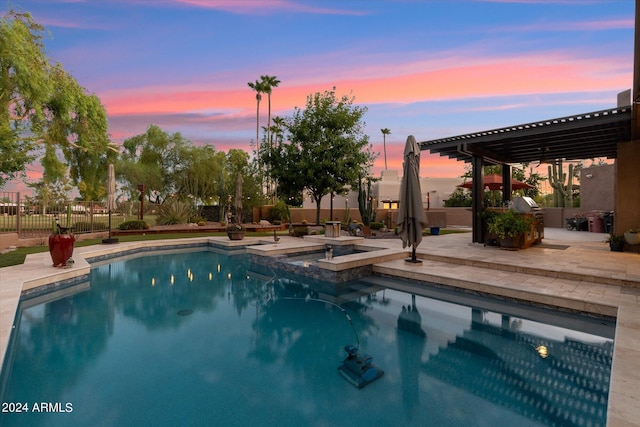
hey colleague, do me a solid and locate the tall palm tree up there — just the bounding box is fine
[381,128,391,170]
[259,75,281,150]
[247,80,265,154]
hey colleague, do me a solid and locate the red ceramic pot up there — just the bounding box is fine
[49,233,76,267]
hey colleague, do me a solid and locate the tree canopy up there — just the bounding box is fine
[0,10,112,190]
[262,88,375,224]
[118,125,263,217]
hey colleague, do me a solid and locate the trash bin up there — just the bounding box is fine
[587,215,604,233]
[603,212,614,234]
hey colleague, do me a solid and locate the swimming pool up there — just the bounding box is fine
[0,248,614,426]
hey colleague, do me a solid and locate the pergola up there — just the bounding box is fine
[419,106,633,242]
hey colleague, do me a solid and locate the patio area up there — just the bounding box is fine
[1,227,638,426]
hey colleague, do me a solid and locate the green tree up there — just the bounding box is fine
[26,176,73,213]
[175,145,225,208]
[262,88,375,224]
[0,11,112,188]
[444,187,472,207]
[118,125,189,204]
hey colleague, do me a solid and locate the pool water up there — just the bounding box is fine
[0,249,614,427]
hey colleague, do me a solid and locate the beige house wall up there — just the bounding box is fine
[615,140,640,234]
[580,164,615,213]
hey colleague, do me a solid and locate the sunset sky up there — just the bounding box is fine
[2,0,635,192]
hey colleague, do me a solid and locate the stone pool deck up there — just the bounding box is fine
[0,228,638,426]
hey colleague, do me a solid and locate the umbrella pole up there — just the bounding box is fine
[405,244,422,264]
[102,208,119,244]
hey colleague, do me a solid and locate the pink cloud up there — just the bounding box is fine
[103,50,630,119]
[104,0,367,15]
[99,48,630,181]
[173,0,368,15]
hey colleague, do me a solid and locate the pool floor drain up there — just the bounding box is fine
[177,309,194,316]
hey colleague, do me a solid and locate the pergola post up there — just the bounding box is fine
[501,164,512,206]
[472,155,484,243]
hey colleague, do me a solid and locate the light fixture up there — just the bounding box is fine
[536,345,549,359]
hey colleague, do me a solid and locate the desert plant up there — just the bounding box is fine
[343,201,352,225]
[358,177,376,226]
[226,223,244,232]
[157,200,194,225]
[548,160,574,207]
[51,205,73,234]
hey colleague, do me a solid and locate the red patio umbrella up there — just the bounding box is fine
[457,174,533,191]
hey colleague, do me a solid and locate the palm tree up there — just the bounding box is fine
[270,116,286,147]
[381,128,391,170]
[259,75,281,150]
[247,80,264,154]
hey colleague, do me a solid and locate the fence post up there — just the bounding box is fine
[90,201,94,232]
[16,192,21,237]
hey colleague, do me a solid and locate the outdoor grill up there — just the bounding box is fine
[512,196,543,219]
[512,196,544,245]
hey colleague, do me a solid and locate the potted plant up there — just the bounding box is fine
[624,227,640,245]
[226,223,245,240]
[606,233,625,252]
[480,209,500,246]
[49,205,75,267]
[487,209,532,249]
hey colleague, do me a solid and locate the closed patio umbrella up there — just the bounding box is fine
[397,135,428,263]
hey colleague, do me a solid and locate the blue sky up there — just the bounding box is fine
[2,0,635,187]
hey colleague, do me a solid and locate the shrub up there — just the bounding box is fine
[292,226,308,237]
[488,209,532,239]
[266,201,290,223]
[197,221,206,226]
[370,221,384,230]
[119,220,149,230]
[157,200,193,225]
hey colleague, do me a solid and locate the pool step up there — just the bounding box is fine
[414,251,638,288]
[369,258,620,317]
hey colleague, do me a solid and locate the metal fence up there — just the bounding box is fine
[0,192,126,238]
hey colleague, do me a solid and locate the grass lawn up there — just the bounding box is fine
[0,231,241,268]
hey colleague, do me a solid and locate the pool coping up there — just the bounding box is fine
[1,234,639,426]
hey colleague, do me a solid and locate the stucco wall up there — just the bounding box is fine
[580,164,615,212]
[615,141,640,233]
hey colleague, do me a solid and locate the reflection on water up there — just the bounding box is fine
[0,249,613,427]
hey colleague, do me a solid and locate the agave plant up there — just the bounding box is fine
[156,199,194,225]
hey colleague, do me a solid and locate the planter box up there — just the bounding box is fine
[227,231,245,240]
[499,234,524,250]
